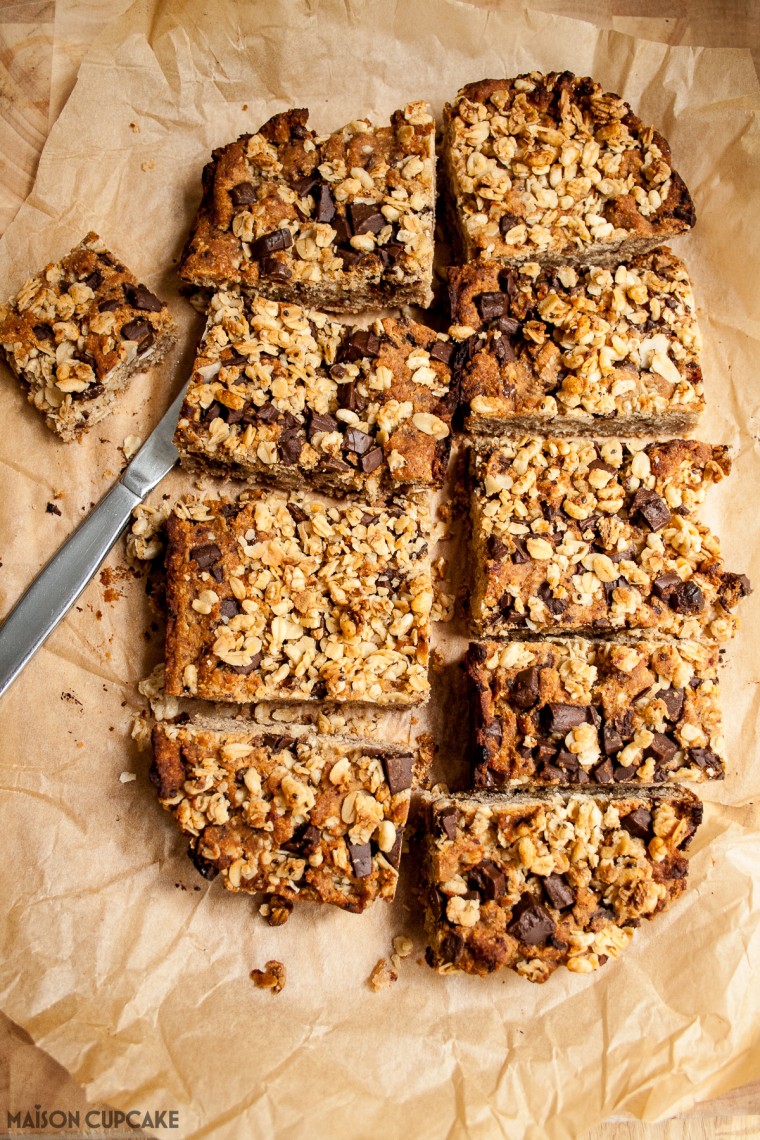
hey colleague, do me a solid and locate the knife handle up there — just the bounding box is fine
[0,480,141,699]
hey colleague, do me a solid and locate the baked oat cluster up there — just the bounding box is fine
[449,248,703,436]
[152,720,414,912]
[469,437,749,642]
[178,103,436,312]
[163,492,432,706]
[174,291,455,499]
[467,638,724,788]
[442,72,695,267]
[422,787,702,981]
[0,232,176,440]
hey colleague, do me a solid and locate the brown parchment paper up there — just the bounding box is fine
[1,2,760,1137]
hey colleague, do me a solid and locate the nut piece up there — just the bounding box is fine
[250,960,286,994]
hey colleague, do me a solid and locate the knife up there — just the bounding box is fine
[0,382,188,700]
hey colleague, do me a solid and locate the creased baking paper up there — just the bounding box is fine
[0,2,759,1137]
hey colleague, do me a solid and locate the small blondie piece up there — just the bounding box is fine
[470,437,750,643]
[0,232,176,440]
[467,638,724,788]
[422,786,702,982]
[152,719,414,913]
[449,249,703,436]
[178,103,435,312]
[442,72,695,267]
[174,292,455,499]
[164,493,432,705]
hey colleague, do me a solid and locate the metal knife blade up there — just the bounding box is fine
[0,381,188,700]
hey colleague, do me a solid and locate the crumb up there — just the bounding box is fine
[258,897,293,927]
[393,935,414,959]
[368,958,398,992]
[429,647,446,674]
[242,104,248,110]
[251,960,286,994]
[119,771,137,783]
[46,501,62,516]
[431,581,455,623]
[129,121,140,132]
[141,160,154,172]
[122,434,142,460]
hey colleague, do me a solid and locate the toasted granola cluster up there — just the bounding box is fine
[0,233,176,439]
[178,103,436,311]
[174,292,455,498]
[152,720,413,912]
[164,492,433,705]
[449,248,703,434]
[423,787,702,981]
[443,73,695,267]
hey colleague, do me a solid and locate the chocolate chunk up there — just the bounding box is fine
[230,181,257,206]
[120,318,153,342]
[476,292,508,322]
[493,332,517,365]
[535,742,559,767]
[382,753,414,795]
[510,666,541,710]
[542,873,575,911]
[613,763,639,780]
[254,402,278,423]
[347,841,373,878]
[260,734,297,753]
[312,183,336,223]
[437,809,458,840]
[287,504,308,525]
[542,703,588,735]
[323,455,352,472]
[487,535,508,561]
[249,228,293,260]
[343,329,381,361]
[360,447,383,474]
[659,686,685,721]
[429,340,455,365]
[283,822,321,856]
[292,174,319,198]
[511,537,530,564]
[98,298,121,312]
[498,212,521,236]
[332,213,352,246]
[613,709,635,743]
[468,860,506,901]
[651,571,682,600]
[82,269,103,290]
[537,582,568,616]
[630,489,671,532]
[384,825,404,869]
[123,282,163,312]
[690,747,723,772]
[506,893,556,945]
[279,432,304,465]
[224,652,262,675]
[719,571,752,603]
[307,410,338,437]
[219,598,241,619]
[620,808,653,841]
[46,501,62,515]
[189,542,222,569]
[593,758,614,784]
[260,257,292,280]
[348,203,384,234]
[646,732,677,766]
[344,426,373,456]
[188,846,220,881]
[601,724,624,756]
[33,322,55,341]
[670,580,705,614]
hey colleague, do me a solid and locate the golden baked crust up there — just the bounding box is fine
[174,292,455,499]
[0,232,176,440]
[442,72,695,267]
[422,786,702,981]
[177,103,435,312]
[466,638,724,788]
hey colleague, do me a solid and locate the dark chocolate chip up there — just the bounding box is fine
[506,893,556,945]
[120,318,153,342]
[32,323,54,341]
[230,181,257,206]
[468,859,506,901]
[429,341,455,365]
[620,808,653,841]
[384,825,404,869]
[279,432,304,465]
[493,332,517,364]
[510,666,541,710]
[542,873,575,911]
[307,410,338,437]
[537,582,568,616]
[219,597,241,619]
[123,282,163,312]
[82,269,103,290]
[476,292,508,322]
[669,580,705,614]
[287,504,308,525]
[593,758,614,784]
[383,752,414,795]
[249,228,293,260]
[613,709,635,743]
[188,846,219,880]
[283,822,321,856]
[630,489,671,532]
[651,571,682,600]
[189,542,222,570]
[224,652,262,675]
[347,841,373,878]
[511,537,530,564]
[613,763,639,780]
[601,724,624,756]
[498,212,521,236]
[646,732,677,766]
[487,535,508,561]
[348,202,385,234]
[343,329,381,361]
[322,455,352,472]
[98,298,121,312]
[315,184,336,223]
[437,809,458,840]
[360,447,383,474]
[659,686,685,721]
[344,426,373,455]
[260,257,293,280]
[690,747,723,772]
[542,703,588,735]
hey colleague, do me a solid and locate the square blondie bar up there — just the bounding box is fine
[449,249,703,436]
[0,232,176,440]
[442,72,695,268]
[164,493,432,705]
[178,103,435,312]
[469,437,750,642]
[422,786,702,981]
[152,719,414,912]
[174,292,455,499]
[467,638,724,788]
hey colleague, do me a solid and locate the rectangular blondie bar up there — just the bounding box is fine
[449,249,703,436]
[422,786,702,982]
[174,292,455,499]
[164,493,432,705]
[467,638,724,788]
[178,103,435,312]
[0,232,176,440]
[469,437,750,642]
[152,719,414,912]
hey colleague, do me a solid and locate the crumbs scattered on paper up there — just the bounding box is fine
[251,960,286,994]
[119,771,137,783]
[368,958,398,991]
[122,434,142,460]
